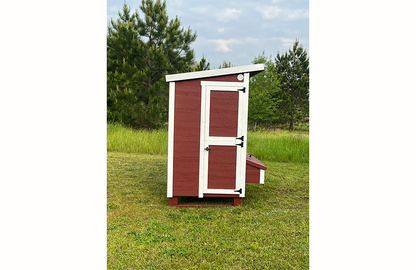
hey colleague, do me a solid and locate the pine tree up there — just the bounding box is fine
[218,61,233,69]
[275,39,309,130]
[194,55,210,71]
[107,1,197,128]
[248,52,280,130]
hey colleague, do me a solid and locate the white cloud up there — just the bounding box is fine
[280,37,296,47]
[173,0,183,6]
[284,28,300,34]
[108,6,118,12]
[189,7,208,13]
[286,9,309,20]
[256,5,308,20]
[255,6,281,19]
[217,8,242,22]
[217,28,226,33]
[245,37,259,43]
[209,39,241,52]
[208,38,258,52]
[107,6,118,17]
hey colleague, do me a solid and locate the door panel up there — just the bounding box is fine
[209,91,239,137]
[207,146,237,189]
[199,81,247,198]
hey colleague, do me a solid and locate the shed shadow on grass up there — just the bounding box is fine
[177,196,235,206]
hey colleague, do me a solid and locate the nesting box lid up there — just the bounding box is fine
[246,153,267,170]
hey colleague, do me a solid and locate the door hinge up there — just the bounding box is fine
[204,147,211,151]
[236,142,244,148]
[236,135,244,141]
[234,188,242,194]
[238,87,246,93]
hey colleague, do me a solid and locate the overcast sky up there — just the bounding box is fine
[107,0,309,69]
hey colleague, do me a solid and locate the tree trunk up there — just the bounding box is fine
[290,121,293,130]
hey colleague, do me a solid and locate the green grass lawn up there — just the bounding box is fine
[107,124,309,269]
[107,124,309,163]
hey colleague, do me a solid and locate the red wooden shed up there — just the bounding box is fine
[165,64,267,207]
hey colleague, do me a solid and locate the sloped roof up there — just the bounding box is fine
[165,64,265,82]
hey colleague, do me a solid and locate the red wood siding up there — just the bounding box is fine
[246,164,260,183]
[207,145,237,189]
[173,75,241,197]
[209,91,239,137]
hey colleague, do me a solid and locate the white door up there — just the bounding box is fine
[198,80,249,198]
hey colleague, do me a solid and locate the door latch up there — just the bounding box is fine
[204,147,211,151]
[237,87,246,93]
[236,135,244,141]
[234,188,242,194]
[236,142,244,148]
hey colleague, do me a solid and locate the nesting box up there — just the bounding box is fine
[165,64,267,206]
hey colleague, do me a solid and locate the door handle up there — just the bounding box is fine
[204,147,211,151]
[235,142,244,148]
[236,136,244,141]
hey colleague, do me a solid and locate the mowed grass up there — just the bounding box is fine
[107,124,309,163]
[107,152,309,269]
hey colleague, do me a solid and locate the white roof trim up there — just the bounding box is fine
[165,63,265,82]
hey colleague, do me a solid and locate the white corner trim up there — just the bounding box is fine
[260,169,265,184]
[167,82,175,198]
[198,82,208,198]
[166,64,265,82]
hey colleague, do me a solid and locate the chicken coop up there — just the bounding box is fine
[165,64,267,206]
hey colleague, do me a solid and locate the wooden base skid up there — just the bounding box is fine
[169,197,243,207]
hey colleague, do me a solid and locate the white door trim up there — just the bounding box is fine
[240,73,250,196]
[198,81,247,198]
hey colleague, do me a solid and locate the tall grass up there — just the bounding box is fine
[107,124,309,163]
[107,123,168,154]
[247,130,309,163]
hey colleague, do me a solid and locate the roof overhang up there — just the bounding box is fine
[165,63,265,82]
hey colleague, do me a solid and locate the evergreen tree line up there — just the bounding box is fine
[249,41,309,130]
[107,1,309,130]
